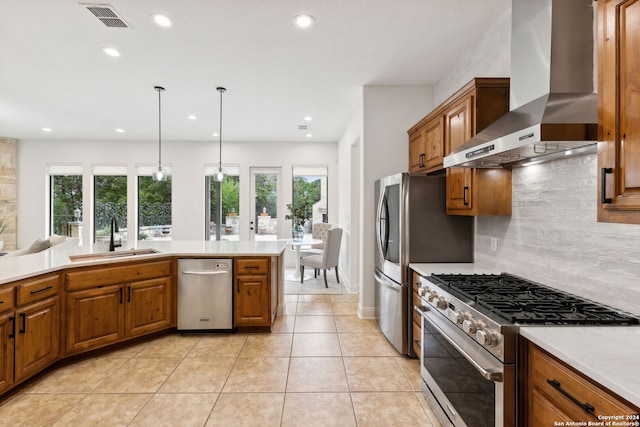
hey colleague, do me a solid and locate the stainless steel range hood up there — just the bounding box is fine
[443,0,597,168]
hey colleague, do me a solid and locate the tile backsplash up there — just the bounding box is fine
[475,152,640,316]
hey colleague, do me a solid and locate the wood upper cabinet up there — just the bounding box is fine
[408,128,427,172]
[234,257,272,328]
[598,0,640,223]
[443,79,512,216]
[525,342,639,425]
[408,109,445,174]
[65,259,175,354]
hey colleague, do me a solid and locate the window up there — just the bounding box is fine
[292,166,328,235]
[49,165,83,237]
[206,166,240,241]
[138,166,172,241]
[93,166,127,243]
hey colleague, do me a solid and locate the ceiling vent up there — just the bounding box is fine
[81,3,131,28]
[298,125,309,131]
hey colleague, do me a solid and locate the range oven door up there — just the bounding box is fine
[414,305,515,427]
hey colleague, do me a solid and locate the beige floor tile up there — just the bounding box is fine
[0,393,85,426]
[330,293,359,303]
[334,315,379,333]
[416,392,443,427]
[293,315,336,333]
[239,333,293,357]
[344,357,413,391]
[296,302,333,315]
[223,357,290,392]
[281,392,356,427]
[351,392,435,426]
[331,302,359,315]
[22,357,127,394]
[297,294,331,303]
[97,341,148,358]
[286,357,349,392]
[134,334,200,358]
[52,393,152,427]
[338,332,395,356]
[206,393,284,427]
[284,294,299,302]
[93,357,182,393]
[282,302,298,316]
[271,315,296,333]
[129,393,218,427]
[159,357,235,392]
[291,333,342,357]
[188,334,247,357]
[395,356,423,391]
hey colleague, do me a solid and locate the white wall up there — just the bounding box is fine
[16,139,339,248]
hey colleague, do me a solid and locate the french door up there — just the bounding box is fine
[249,167,282,241]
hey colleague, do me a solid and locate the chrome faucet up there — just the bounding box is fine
[109,217,122,252]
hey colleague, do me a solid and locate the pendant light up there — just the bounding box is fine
[215,86,226,182]
[152,85,167,181]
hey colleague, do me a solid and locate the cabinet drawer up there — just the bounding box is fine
[528,343,639,420]
[235,258,269,275]
[0,287,15,313]
[16,275,60,306]
[66,260,173,291]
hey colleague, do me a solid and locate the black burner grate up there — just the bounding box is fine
[429,273,640,325]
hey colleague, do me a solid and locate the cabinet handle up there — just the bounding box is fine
[463,186,469,206]
[244,265,260,269]
[237,278,240,293]
[601,167,613,204]
[128,286,131,303]
[19,313,26,334]
[8,316,15,338]
[419,153,424,168]
[119,288,123,304]
[30,285,53,295]
[546,379,595,414]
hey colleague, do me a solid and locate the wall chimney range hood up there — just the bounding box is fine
[443,0,598,168]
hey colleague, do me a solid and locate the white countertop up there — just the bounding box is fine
[0,239,287,285]
[410,262,640,408]
[520,326,640,407]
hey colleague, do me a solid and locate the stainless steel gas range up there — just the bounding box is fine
[414,273,640,427]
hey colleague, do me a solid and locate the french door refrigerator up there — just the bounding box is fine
[374,173,473,356]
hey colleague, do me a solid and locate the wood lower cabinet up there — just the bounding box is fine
[65,259,175,354]
[597,0,640,224]
[411,271,422,357]
[234,257,275,328]
[0,312,15,394]
[525,342,639,425]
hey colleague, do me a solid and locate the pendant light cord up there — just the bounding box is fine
[217,87,226,172]
[154,86,165,170]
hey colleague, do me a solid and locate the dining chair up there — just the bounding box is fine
[299,222,331,258]
[300,227,343,287]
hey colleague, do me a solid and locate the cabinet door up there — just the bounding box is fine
[445,96,474,212]
[66,285,124,354]
[408,129,426,172]
[0,312,15,394]
[234,275,269,326]
[423,116,445,171]
[14,297,59,383]
[126,277,173,338]
[598,0,640,223]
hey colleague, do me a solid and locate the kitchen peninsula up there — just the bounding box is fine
[0,239,286,397]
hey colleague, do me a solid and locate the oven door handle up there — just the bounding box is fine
[414,305,503,383]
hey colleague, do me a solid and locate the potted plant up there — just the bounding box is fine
[285,193,313,241]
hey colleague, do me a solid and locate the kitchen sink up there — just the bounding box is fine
[68,248,159,262]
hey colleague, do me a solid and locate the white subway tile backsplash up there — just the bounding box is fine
[476,153,640,316]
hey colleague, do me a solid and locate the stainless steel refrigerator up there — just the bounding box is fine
[374,173,473,356]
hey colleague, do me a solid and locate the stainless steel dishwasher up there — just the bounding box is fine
[177,259,233,331]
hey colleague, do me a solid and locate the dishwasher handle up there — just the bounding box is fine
[181,270,229,276]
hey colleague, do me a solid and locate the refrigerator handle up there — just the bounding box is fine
[376,194,388,261]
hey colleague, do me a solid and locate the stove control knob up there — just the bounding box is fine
[476,329,499,347]
[462,319,482,334]
[449,311,467,324]
[417,286,429,297]
[435,297,448,310]
[427,291,438,302]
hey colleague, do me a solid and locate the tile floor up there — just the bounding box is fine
[0,293,441,427]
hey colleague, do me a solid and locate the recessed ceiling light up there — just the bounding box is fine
[102,47,121,57]
[212,132,219,137]
[306,133,312,138]
[42,127,52,132]
[116,128,125,133]
[152,13,174,28]
[304,116,313,121]
[188,115,197,120]
[294,14,315,29]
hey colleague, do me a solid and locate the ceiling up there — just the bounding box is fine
[0,0,509,143]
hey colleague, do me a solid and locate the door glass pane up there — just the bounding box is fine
[138,176,172,241]
[94,175,127,243]
[209,174,240,241]
[50,175,83,237]
[292,173,327,238]
[385,183,400,263]
[253,172,278,241]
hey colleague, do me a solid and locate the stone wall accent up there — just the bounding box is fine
[0,137,17,251]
